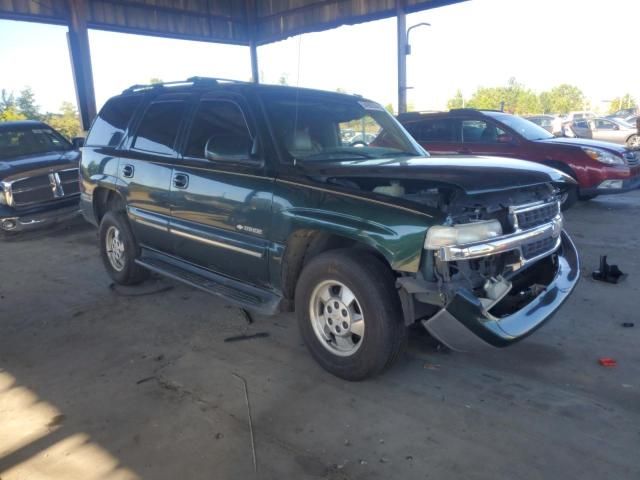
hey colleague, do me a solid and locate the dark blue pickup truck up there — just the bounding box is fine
[0,121,81,233]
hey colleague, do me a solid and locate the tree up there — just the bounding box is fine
[0,105,26,121]
[609,94,637,114]
[539,84,584,114]
[46,102,82,139]
[0,89,26,121]
[384,103,395,115]
[466,78,539,114]
[447,89,465,110]
[278,74,289,85]
[16,87,40,120]
[149,77,163,84]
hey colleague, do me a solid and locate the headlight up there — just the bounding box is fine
[582,147,625,166]
[425,219,503,249]
[0,184,7,205]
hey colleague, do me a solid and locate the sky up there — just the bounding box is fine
[0,0,639,114]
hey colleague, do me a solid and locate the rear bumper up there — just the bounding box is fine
[0,200,80,232]
[422,231,579,351]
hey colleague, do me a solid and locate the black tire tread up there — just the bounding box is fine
[295,249,406,380]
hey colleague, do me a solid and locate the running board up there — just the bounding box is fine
[136,253,281,316]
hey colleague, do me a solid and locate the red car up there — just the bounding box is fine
[397,109,640,207]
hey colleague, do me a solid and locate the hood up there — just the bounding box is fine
[0,150,80,179]
[539,136,629,153]
[301,155,574,195]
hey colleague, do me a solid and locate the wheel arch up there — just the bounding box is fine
[93,187,126,223]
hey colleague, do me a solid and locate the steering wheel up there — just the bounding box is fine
[350,141,367,147]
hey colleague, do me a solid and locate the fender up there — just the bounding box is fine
[271,179,439,273]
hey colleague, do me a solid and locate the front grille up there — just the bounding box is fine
[514,201,559,230]
[57,169,80,195]
[8,168,79,207]
[11,174,53,206]
[522,236,557,259]
[623,151,639,166]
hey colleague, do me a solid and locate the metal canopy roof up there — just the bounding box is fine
[0,0,465,46]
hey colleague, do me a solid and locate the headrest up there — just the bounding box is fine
[287,128,313,152]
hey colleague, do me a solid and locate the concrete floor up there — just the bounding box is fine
[1,192,639,480]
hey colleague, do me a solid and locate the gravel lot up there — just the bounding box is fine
[1,191,639,480]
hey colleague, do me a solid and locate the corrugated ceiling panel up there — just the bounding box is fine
[0,0,466,45]
[0,0,69,24]
[87,0,250,43]
[255,0,465,44]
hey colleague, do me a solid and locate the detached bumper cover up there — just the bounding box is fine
[422,231,579,351]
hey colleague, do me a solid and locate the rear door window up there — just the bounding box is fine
[594,119,615,130]
[413,118,459,142]
[462,120,505,143]
[184,99,253,160]
[132,99,187,156]
[86,95,143,147]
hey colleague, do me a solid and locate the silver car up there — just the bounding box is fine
[572,117,639,148]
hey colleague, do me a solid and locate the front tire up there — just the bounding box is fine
[99,211,149,285]
[626,134,639,149]
[295,250,406,381]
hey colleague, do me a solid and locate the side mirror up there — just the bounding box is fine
[205,134,253,162]
[497,133,515,144]
[71,137,85,149]
[612,124,620,131]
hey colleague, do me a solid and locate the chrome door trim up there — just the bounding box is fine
[168,227,264,258]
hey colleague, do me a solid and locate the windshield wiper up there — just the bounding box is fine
[379,151,417,157]
[302,150,376,160]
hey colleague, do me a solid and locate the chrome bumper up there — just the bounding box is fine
[1,204,81,232]
[433,214,564,267]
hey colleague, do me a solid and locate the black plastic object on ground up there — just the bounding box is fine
[592,256,626,284]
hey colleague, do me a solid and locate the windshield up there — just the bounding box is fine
[262,91,425,162]
[487,113,554,141]
[0,126,71,160]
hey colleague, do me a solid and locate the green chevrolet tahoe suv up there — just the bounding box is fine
[80,78,579,380]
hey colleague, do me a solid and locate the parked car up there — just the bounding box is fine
[0,120,82,233]
[523,115,555,133]
[608,107,638,119]
[80,78,579,380]
[571,117,639,148]
[349,131,378,145]
[397,109,640,207]
[563,111,595,122]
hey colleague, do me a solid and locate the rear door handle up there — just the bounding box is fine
[457,148,472,154]
[173,173,189,189]
[122,164,134,178]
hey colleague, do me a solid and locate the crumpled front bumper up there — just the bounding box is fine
[422,231,579,351]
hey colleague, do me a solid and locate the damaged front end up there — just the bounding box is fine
[398,186,580,351]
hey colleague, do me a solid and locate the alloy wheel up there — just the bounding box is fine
[309,280,365,357]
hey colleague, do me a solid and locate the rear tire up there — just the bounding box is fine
[99,210,149,285]
[295,249,406,381]
[626,134,639,149]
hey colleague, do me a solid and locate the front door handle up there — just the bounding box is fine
[122,164,135,178]
[458,148,472,155]
[173,173,189,189]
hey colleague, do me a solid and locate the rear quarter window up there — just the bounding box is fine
[86,95,143,147]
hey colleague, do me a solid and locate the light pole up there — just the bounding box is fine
[397,9,431,114]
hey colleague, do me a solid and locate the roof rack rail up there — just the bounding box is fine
[122,76,249,94]
[449,108,504,113]
[397,110,442,116]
